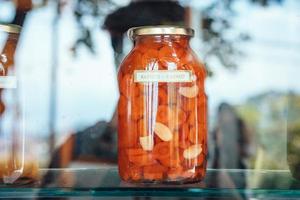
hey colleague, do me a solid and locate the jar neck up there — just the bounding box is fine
[134,35,191,47]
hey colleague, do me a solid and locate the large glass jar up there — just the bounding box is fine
[0,24,38,185]
[118,26,207,183]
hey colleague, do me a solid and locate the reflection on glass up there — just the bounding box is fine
[0,1,297,195]
[211,102,253,190]
[0,24,38,185]
[287,93,300,180]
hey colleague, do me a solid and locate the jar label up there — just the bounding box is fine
[0,76,17,88]
[134,70,193,83]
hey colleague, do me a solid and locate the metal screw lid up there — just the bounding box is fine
[128,25,194,40]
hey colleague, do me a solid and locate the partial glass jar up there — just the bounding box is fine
[0,24,38,185]
[117,26,207,183]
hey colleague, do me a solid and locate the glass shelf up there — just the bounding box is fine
[0,167,300,198]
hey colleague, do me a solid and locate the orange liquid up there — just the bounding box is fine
[118,35,207,183]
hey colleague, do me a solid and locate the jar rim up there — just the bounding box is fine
[0,24,21,34]
[128,25,194,40]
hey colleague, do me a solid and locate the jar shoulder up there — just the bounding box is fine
[118,45,206,78]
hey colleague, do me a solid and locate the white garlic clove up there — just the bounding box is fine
[139,135,154,151]
[178,85,199,98]
[154,122,173,141]
[183,144,202,159]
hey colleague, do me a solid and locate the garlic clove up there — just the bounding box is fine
[179,85,199,98]
[183,144,202,159]
[139,135,154,151]
[154,122,173,141]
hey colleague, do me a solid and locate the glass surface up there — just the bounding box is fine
[0,167,299,198]
[0,0,299,198]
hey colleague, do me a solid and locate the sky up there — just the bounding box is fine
[0,0,299,138]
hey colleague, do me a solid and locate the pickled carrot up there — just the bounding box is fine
[152,142,171,160]
[128,153,156,167]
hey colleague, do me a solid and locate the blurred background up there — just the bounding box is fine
[0,0,299,189]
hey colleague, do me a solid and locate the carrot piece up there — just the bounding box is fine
[181,170,195,178]
[177,108,187,125]
[158,88,168,105]
[137,118,146,137]
[143,163,167,180]
[133,49,143,64]
[197,103,207,124]
[158,57,176,70]
[197,153,205,165]
[118,150,130,181]
[158,46,174,58]
[118,95,127,117]
[130,166,142,181]
[153,142,181,168]
[159,155,181,168]
[152,142,171,160]
[189,124,206,144]
[171,131,179,147]
[144,164,167,173]
[179,123,189,141]
[131,96,143,121]
[126,148,145,156]
[179,140,190,149]
[173,42,186,58]
[156,105,171,125]
[118,120,138,148]
[134,82,145,98]
[187,112,196,126]
[168,166,183,180]
[118,122,127,148]
[128,153,156,167]
[141,49,159,67]
[137,39,161,54]
[188,126,198,144]
[143,172,163,180]
[119,74,131,97]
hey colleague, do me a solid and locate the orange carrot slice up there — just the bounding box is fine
[156,105,171,125]
[159,156,181,168]
[158,46,174,58]
[130,166,142,181]
[118,95,127,117]
[168,166,183,180]
[126,148,145,156]
[143,172,163,180]
[144,164,167,173]
[188,126,204,144]
[128,153,156,167]
[158,89,168,105]
[152,142,171,160]
[187,112,196,126]
[179,140,190,149]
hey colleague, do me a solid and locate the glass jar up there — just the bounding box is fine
[118,26,207,183]
[0,24,38,185]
